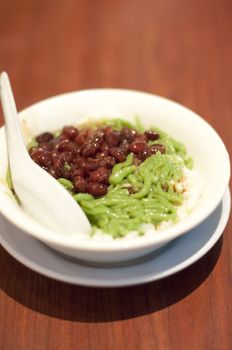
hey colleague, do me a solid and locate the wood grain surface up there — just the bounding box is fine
[0,1,231,349]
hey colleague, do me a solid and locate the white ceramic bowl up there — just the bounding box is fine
[0,89,230,264]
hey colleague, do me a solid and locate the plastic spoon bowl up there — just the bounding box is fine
[0,72,91,235]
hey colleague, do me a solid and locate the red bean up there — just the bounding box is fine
[105,131,121,147]
[86,182,108,197]
[75,133,86,146]
[121,127,137,142]
[134,134,147,142]
[103,126,113,138]
[109,148,126,162]
[57,140,76,153]
[149,144,165,155]
[58,134,70,142]
[96,150,109,159]
[73,176,87,193]
[49,138,60,151]
[129,141,147,154]
[82,142,99,157]
[84,158,100,173]
[70,166,84,178]
[145,130,159,140]
[119,139,130,152]
[59,152,74,164]
[60,168,71,180]
[100,141,109,153]
[36,132,54,144]
[62,126,78,139]
[73,146,82,157]
[75,157,87,169]
[99,156,116,168]
[93,130,104,142]
[38,142,53,151]
[29,147,38,157]
[47,167,60,179]
[30,148,52,167]
[138,148,150,160]
[52,154,64,169]
[89,167,110,184]
[86,128,95,139]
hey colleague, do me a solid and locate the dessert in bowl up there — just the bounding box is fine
[0,89,230,264]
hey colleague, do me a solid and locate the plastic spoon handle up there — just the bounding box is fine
[0,72,91,234]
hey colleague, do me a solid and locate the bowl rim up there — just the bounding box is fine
[0,88,230,252]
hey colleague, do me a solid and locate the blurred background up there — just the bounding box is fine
[0,0,231,144]
[1,1,232,349]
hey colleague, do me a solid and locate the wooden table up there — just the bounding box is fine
[0,1,231,349]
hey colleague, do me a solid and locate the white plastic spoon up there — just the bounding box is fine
[0,72,91,234]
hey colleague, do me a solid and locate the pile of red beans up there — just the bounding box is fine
[29,124,165,197]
